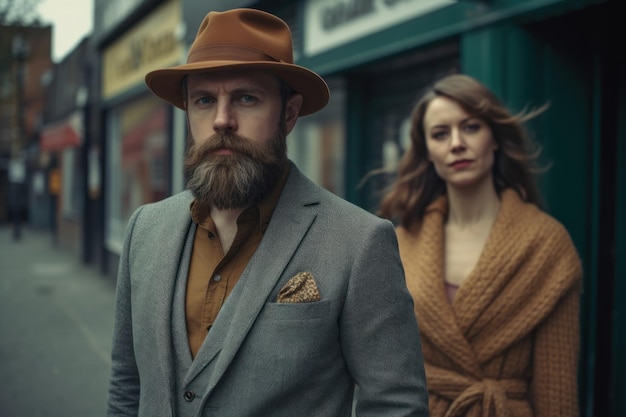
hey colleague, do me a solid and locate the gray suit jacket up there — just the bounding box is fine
[107,163,428,417]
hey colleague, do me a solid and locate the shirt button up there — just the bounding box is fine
[213,274,222,282]
[208,231,215,240]
[183,391,195,402]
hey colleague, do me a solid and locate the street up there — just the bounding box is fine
[0,227,115,417]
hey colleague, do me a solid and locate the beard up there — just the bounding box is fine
[183,128,287,210]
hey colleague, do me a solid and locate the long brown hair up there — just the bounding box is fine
[378,74,545,229]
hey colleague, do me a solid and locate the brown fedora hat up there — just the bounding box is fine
[145,8,329,116]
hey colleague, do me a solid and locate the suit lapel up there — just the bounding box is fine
[184,165,320,389]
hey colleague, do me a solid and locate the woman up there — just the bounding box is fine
[379,74,582,417]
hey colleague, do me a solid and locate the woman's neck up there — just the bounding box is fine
[446,181,501,227]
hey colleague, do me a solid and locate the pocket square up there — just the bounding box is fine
[276,272,321,303]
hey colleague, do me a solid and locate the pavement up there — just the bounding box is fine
[0,226,116,417]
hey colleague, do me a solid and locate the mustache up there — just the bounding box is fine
[186,132,277,166]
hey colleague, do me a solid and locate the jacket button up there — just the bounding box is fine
[184,391,195,402]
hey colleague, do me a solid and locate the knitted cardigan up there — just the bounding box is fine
[396,189,582,417]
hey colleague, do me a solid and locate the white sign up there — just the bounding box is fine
[8,158,26,184]
[33,171,45,195]
[304,0,457,56]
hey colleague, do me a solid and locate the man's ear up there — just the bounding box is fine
[284,93,303,135]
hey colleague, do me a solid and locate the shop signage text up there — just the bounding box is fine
[304,0,456,56]
[102,0,182,100]
[118,31,177,78]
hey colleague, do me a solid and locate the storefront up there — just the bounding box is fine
[100,0,184,257]
[38,112,84,248]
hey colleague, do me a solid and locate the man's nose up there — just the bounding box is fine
[213,101,237,133]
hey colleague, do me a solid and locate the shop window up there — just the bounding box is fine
[288,76,346,197]
[106,94,171,253]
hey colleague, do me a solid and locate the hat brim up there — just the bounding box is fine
[145,61,329,116]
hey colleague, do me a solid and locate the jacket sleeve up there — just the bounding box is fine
[340,219,429,416]
[106,207,143,417]
[532,271,581,417]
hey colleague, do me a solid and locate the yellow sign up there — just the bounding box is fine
[102,0,183,100]
[49,168,61,195]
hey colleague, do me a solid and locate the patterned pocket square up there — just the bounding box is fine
[276,272,321,303]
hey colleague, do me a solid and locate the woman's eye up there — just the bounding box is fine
[431,131,447,140]
[464,123,481,133]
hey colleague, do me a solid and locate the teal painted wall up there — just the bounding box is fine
[612,74,626,416]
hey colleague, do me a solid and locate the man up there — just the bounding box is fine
[106,8,428,417]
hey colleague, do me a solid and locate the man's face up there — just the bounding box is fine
[183,71,302,210]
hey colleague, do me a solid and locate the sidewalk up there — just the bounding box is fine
[0,226,115,417]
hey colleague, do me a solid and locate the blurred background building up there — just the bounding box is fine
[0,21,52,237]
[1,0,623,415]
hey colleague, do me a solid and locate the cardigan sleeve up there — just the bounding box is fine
[531,281,581,417]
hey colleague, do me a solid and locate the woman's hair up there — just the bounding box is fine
[378,74,545,229]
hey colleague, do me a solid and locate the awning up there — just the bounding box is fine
[40,112,83,152]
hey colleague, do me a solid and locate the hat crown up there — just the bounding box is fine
[188,9,294,65]
[145,8,329,115]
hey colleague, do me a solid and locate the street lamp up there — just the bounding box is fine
[9,33,29,241]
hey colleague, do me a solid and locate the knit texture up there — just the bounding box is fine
[397,189,582,417]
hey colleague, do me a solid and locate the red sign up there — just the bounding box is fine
[40,114,82,151]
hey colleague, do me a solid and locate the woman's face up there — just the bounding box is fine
[423,96,498,191]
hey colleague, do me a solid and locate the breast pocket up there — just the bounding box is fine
[253,299,336,364]
[262,299,331,321]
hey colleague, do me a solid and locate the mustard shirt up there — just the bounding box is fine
[185,164,289,358]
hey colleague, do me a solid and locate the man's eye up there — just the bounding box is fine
[197,97,212,105]
[240,95,257,103]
